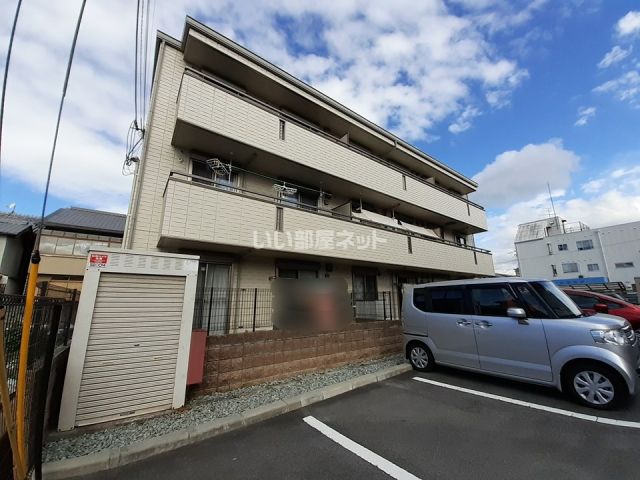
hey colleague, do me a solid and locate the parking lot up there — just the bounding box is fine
[83,367,640,480]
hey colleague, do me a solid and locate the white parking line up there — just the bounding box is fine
[303,415,421,480]
[413,376,640,429]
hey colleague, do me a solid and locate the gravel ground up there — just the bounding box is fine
[44,355,404,463]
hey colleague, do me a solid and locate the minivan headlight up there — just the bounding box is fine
[591,328,631,346]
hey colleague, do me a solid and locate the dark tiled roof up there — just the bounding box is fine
[0,212,36,237]
[44,207,126,236]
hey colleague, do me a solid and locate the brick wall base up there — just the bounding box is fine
[193,320,403,395]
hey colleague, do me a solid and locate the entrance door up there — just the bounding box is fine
[469,284,552,382]
[195,264,231,334]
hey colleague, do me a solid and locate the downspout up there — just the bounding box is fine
[124,41,166,249]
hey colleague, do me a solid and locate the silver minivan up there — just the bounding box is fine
[403,278,640,409]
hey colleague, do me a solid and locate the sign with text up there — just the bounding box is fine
[89,253,109,268]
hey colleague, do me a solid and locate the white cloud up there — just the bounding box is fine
[581,178,605,193]
[574,106,596,126]
[471,140,580,209]
[594,71,640,106]
[475,151,640,274]
[448,105,481,134]
[597,45,632,68]
[0,0,540,213]
[616,11,640,37]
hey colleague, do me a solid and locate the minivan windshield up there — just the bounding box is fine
[530,281,583,319]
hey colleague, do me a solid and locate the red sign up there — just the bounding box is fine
[89,253,109,268]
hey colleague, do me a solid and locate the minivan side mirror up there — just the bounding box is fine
[594,303,609,314]
[507,307,527,319]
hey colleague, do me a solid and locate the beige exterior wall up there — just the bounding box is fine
[39,255,86,276]
[126,41,494,285]
[127,45,189,252]
[161,178,493,276]
[176,73,487,230]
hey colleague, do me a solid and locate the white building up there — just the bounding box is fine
[515,216,640,287]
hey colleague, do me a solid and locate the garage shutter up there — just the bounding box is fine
[75,273,186,426]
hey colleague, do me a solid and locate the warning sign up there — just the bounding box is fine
[89,253,109,268]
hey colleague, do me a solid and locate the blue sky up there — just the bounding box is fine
[0,0,639,272]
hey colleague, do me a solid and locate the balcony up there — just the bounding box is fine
[172,70,488,233]
[159,173,494,277]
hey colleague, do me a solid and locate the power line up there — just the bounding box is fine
[38,0,87,226]
[16,0,88,470]
[0,0,23,191]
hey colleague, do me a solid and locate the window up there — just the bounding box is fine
[551,265,558,277]
[567,293,598,310]
[615,262,634,268]
[402,174,407,190]
[191,160,238,190]
[407,236,412,254]
[561,262,579,274]
[278,268,317,279]
[512,283,551,318]
[353,272,378,301]
[192,159,212,180]
[413,287,429,312]
[73,240,92,256]
[279,119,286,140]
[529,281,582,318]
[40,235,57,254]
[54,238,75,255]
[576,239,594,251]
[470,286,519,317]
[547,243,552,255]
[587,263,599,272]
[430,287,465,315]
[275,207,283,232]
[455,235,467,246]
[558,244,568,251]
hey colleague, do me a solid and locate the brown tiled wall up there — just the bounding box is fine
[194,320,403,395]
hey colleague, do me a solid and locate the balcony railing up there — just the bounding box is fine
[174,69,487,231]
[163,171,491,256]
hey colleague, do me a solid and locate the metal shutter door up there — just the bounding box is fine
[75,273,186,426]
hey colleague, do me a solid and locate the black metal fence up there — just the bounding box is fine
[352,291,398,322]
[1,294,78,480]
[193,288,398,335]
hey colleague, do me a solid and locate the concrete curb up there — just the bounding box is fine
[43,363,411,479]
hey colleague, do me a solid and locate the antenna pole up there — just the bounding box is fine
[547,182,558,219]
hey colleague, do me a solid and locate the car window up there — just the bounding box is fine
[567,294,598,310]
[413,287,429,312]
[607,302,623,311]
[530,282,582,318]
[512,284,552,318]
[430,287,466,315]
[470,286,519,317]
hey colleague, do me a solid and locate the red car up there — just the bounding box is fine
[563,289,640,330]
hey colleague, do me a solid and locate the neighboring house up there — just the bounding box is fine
[515,216,640,287]
[124,18,494,330]
[39,207,126,292]
[0,213,36,294]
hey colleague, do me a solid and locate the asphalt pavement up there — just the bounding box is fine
[80,366,640,480]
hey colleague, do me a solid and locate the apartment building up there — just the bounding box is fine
[515,216,640,287]
[124,17,494,331]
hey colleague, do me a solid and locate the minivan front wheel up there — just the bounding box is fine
[562,361,628,410]
[408,342,435,372]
